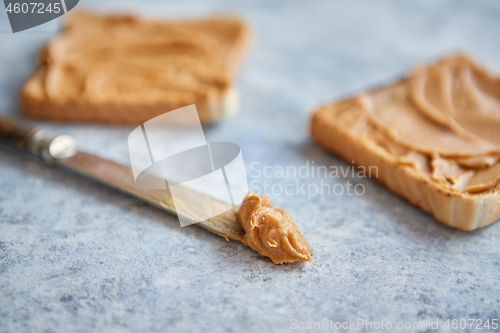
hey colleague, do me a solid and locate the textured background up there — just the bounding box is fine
[1,0,500,332]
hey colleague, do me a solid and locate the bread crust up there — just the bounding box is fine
[21,11,250,124]
[311,79,500,231]
[21,70,239,124]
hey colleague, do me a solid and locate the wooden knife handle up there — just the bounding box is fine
[0,116,76,163]
[0,116,40,152]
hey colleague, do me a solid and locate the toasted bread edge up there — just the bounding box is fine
[310,100,500,231]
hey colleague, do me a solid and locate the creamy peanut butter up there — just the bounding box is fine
[345,55,500,195]
[238,192,312,264]
[39,11,247,105]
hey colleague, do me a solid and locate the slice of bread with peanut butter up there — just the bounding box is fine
[311,55,500,230]
[22,11,250,124]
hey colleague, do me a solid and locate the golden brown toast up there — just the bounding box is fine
[22,11,250,124]
[311,55,500,230]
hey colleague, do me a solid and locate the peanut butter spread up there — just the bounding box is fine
[238,192,312,264]
[39,11,248,104]
[337,55,500,195]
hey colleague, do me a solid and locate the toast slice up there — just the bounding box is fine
[311,55,500,230]
[22,11,250,124]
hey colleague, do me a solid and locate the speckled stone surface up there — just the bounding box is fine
[1,1,500,332]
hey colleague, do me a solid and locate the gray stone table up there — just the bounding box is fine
[1,0,499,332]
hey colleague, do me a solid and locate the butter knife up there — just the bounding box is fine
[0,116,244,241]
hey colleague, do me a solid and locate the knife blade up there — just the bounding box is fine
[0,116,244,241]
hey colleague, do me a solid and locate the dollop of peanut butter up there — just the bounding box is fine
[238,192,312,264]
